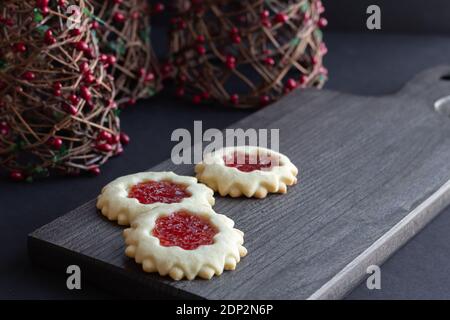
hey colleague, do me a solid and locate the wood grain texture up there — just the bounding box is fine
[29,66,450,299]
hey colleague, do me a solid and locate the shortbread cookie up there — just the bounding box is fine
[97,172,214,225]
[195,146,298,198]
[123,204,247,280]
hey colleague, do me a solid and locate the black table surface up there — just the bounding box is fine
[2,31,450,299]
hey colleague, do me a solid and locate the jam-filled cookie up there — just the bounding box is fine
[97,172,214,225]
[195,146,298,198]
[123,204,247,280]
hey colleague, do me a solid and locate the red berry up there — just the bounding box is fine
[53,89,62,97]
[99,54,109,64]
[231,35,241,44]
[153,3,165,14]
[114,145,124,156]
[46,37,56,45]
[274,13,289,24]
[178,74,187,83]
[161,63,173,76]
[84,73,96,84]
[44,29,55,45]
[96,143,113,152]
[84,47,95,59]
[225,55,236,69]
[41,6,50,16]
[62,103,78,115]
[108,134,120,145]
[318,17,328,28]
[68,94,80,105]
[286,78,297,90]
[192,95,202,104]
[260,95,270,106]
[37,0,50,8]
[196,35,205,43]
[91,21,100,30]
[0,121,9,135]
[230,94,239,105]
[0,127,8,136]
[107,55,117,65]
[53,81,62,91]
[262,19,272,28]
[177,19,187,30]
[229,26,238,34]
[70,28,82,36]
[318,4,325,14]
[0,16,14,27]
[264,57,275,66]
[320,42,328,55]
[131,11,140,19]
[108,100,118,109]
[120,132,130,145]
[48,137,63,150]
[299,74,308,85]
[138,68,146,78]
[226,55,236,64]
[303,12,311,22]
[10,170,25,181]
[13,42,26,53]
[98,130,112,141]
[22,71,36,81]
[261,10,270,19]
[196,45,206,55]
[113,12,126,24]
[127,98,136,106]
[80,86,92,101]
[145,72,155,83]
[75,41,89,52]
[79,61,90,73]
[89,166,101,176]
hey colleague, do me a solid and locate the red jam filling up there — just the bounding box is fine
[224,152,277,172]
[128,180,190,205]
[152,211,217,250]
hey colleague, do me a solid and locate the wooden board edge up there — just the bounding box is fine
[308,179,450,300]
[27,235,203,300]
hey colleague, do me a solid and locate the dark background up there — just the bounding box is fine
[323,0,450,34]
[2,0,450,299]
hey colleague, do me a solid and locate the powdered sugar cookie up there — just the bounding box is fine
[123,204,247,280]
[97,172,215,225]
[195,146,298,198]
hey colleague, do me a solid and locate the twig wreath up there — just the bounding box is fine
[170,0,328,108]
[90,0,163,107]
[0,0,122,181]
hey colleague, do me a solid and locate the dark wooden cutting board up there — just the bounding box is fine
[28,66,450,299]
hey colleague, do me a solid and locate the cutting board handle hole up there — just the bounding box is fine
[441,75,450,81]
[434,95,450,117]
